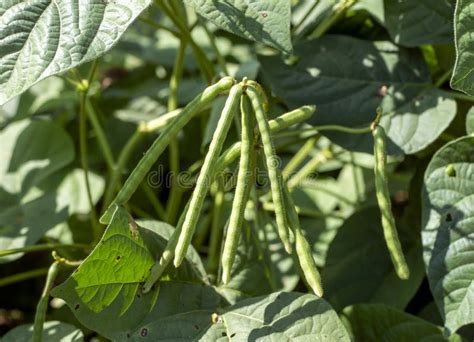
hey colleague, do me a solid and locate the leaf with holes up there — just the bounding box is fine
[451,0,474,96]
[183,0,292,53]
[0,0,152,105]
[422,136,474,334]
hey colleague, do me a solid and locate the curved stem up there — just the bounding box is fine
[0,243,89,257]
[79,92,101,242]
[0,268,49,288]
[33,262,60,342]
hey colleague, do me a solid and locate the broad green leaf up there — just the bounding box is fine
[209,292,351,341]
[384,0,454,47]
[2,321,84,342]
[422,136,474,334]
[183,0,292,53]
[52,207,212,339]
[451,0,474,96]
[260,36,454,154]
[341,304,463,341]
[323,206,424,311]
[0,119,75,261]
[466,106,474,135]
[0,0,152,105]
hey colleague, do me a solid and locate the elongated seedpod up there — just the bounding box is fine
[100,76,235,224]
[282,182,324,297]
[372,123,410,280]
[174,84,244,267]
[142,201,190,293]
[221,95,254,284]
[246,85,292,254]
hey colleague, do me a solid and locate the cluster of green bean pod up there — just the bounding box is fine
[101,77,324,294]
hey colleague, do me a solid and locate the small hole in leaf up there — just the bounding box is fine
[446,213,453,222]
[261,12,268,18]
[74,304,80,310]
[127,333,131,338]
[194,325,199,330]
[116,256,121,261]
[222,332,227,337]
[140,328,148,337]
[230,333,236,338]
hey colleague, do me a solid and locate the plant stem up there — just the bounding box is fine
[262,202,344,220]
[0,268,49,287]
[33,262,60,342]
[276,124,372,138]
[141,182,167,220]
[166,37,187,225]
[85,99,115,171]
[441,89,474,102]
[282,136,319,180]
[207,180,225,274]
[0,244,89,257]
[79,92,101,243]
[434,66,453,88]
[288,148,332,188]
[292,0,320,33]
[201,20,229,75]
[310,0,357,38]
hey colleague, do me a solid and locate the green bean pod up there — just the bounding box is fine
[100,76,235,224]
[221,95,254,284]
[174,84,244,267]
[282,183,324,297]
[372,124,410,280]
[246,85,292,254]
[142,201,190,293]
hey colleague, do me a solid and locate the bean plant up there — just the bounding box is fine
[0,0,473,341]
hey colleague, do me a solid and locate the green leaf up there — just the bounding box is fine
[259,36,451,154]
[451,0,474,96]
[422,136,474,334]
[52,207,212,339]
[0,0,152,105]
[209,292,351,341]
[322,206,424,311]
[341,304,463,341]
[384,0,454,47]
[183,0,292,53]
[0,119,75,262]
[2,321,84,342]
[466,106,474,135]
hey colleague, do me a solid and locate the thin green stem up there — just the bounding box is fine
[85,99,115,171]
[0,243,89,257]
[0,268,49,288]
[434,66,453,88]
[288,148,332,188]
[207,180,225,274]
[33,262,60,342]
[139,17,180,37]
[166,37,187,225]
[282,136,319,180]
[79,92,101,242]
[292,0,320,33]
[141,182,167,221]
[441,89,474,102]
[103,130,144,209]
[309,0,358,38]
[201,20,229,75]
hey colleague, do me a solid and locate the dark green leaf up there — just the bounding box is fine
[384,0,454,47]
[322,206,424,311]
[183,0,292,53]
[422,136,474,334]
[451,0,474,96]
[341,304,463,341]
[260,36,452,154]
[2,321,83,342]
